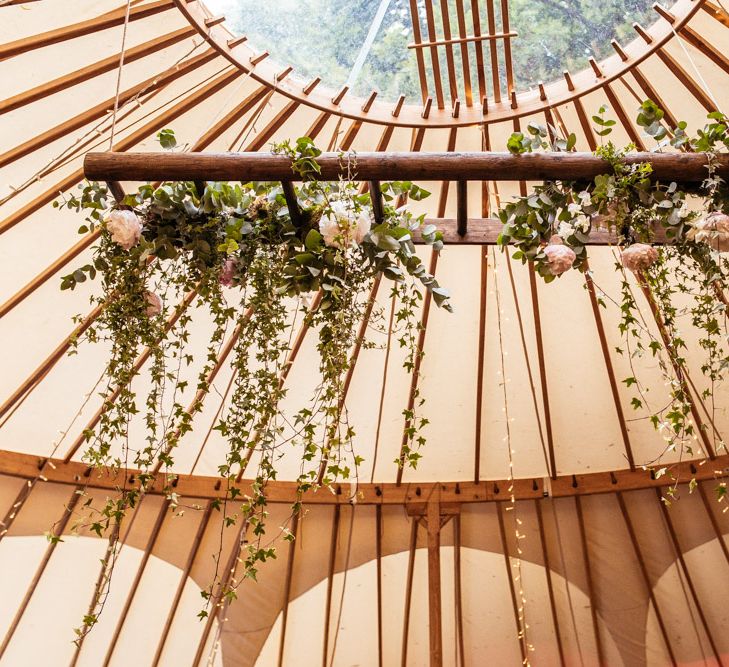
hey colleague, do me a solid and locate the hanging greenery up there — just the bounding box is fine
[55,136,450,637]
[499,100,729,497]
[55,100,729,638]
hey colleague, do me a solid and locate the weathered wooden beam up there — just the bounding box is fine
[84,151,729,183]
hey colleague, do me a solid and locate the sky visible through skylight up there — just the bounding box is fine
[205,0,658,102]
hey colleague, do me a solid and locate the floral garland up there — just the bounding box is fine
[499,100,729,498]
[55,100,729,638]
[56,136,450,636]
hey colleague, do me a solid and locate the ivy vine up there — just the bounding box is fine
[500,100,729,500]
[55,135,450,637]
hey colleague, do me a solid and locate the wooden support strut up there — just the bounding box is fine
[281,181,302,228]
[369,180,385,225]
[426,494,443,667]
[84,151,729,184]
[456,180,468,237]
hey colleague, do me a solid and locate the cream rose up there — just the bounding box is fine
[104,209,142,250]
[687,212,729,253]
[319,200,372,249]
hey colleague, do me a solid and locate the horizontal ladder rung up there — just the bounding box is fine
[408,31,518,49]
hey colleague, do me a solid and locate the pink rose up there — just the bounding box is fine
[621,244,658,273]
[220,258,237,287]
[543,235,576,276]
[144,291,163,317]
[104,210,142,250]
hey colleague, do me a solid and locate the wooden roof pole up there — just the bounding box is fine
[84,151,729,183]
[0,487,82,658]
[534,500,567,666]
[0,0,175,60]
[400,520,418,667]
[375,506,384,667]
[396,128,456,484]
[453,514,466,666]
[655,488,724,665]
[497,501,529,665]
[616,492,677,666]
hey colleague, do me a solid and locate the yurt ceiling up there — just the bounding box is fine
[1,1,729,665]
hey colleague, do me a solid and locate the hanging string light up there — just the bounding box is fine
[491,247,534,664]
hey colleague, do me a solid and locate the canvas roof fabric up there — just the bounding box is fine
[1,1,729,665]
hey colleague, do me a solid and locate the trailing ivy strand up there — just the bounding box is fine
[56,135,450,638]
[500,101,729,499]
[54,101,729,639]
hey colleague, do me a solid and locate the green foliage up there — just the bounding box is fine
[59,136,450,633]
[156,128,177,150]
[498,101,729,502]
[506,123,576,154]
[592,105,617,137]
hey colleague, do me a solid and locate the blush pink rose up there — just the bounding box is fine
[621,243,658,273]
[543,235,576,276]
[220,258,237,287]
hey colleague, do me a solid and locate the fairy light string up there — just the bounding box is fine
[109,0,133,149]
[491,247,534,664]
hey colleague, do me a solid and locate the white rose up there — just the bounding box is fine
[104,209,142,250]
[557,221,574,238]
[677,204,691,220]
[567,202,582,215]
[574,214,591,233]
[577,191,591,206]
[319,200,372,249]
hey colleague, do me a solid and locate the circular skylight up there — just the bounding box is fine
[185,0,658,102]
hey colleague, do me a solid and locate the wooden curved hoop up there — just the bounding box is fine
[1,448,725,504]
[175,0,704,128]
